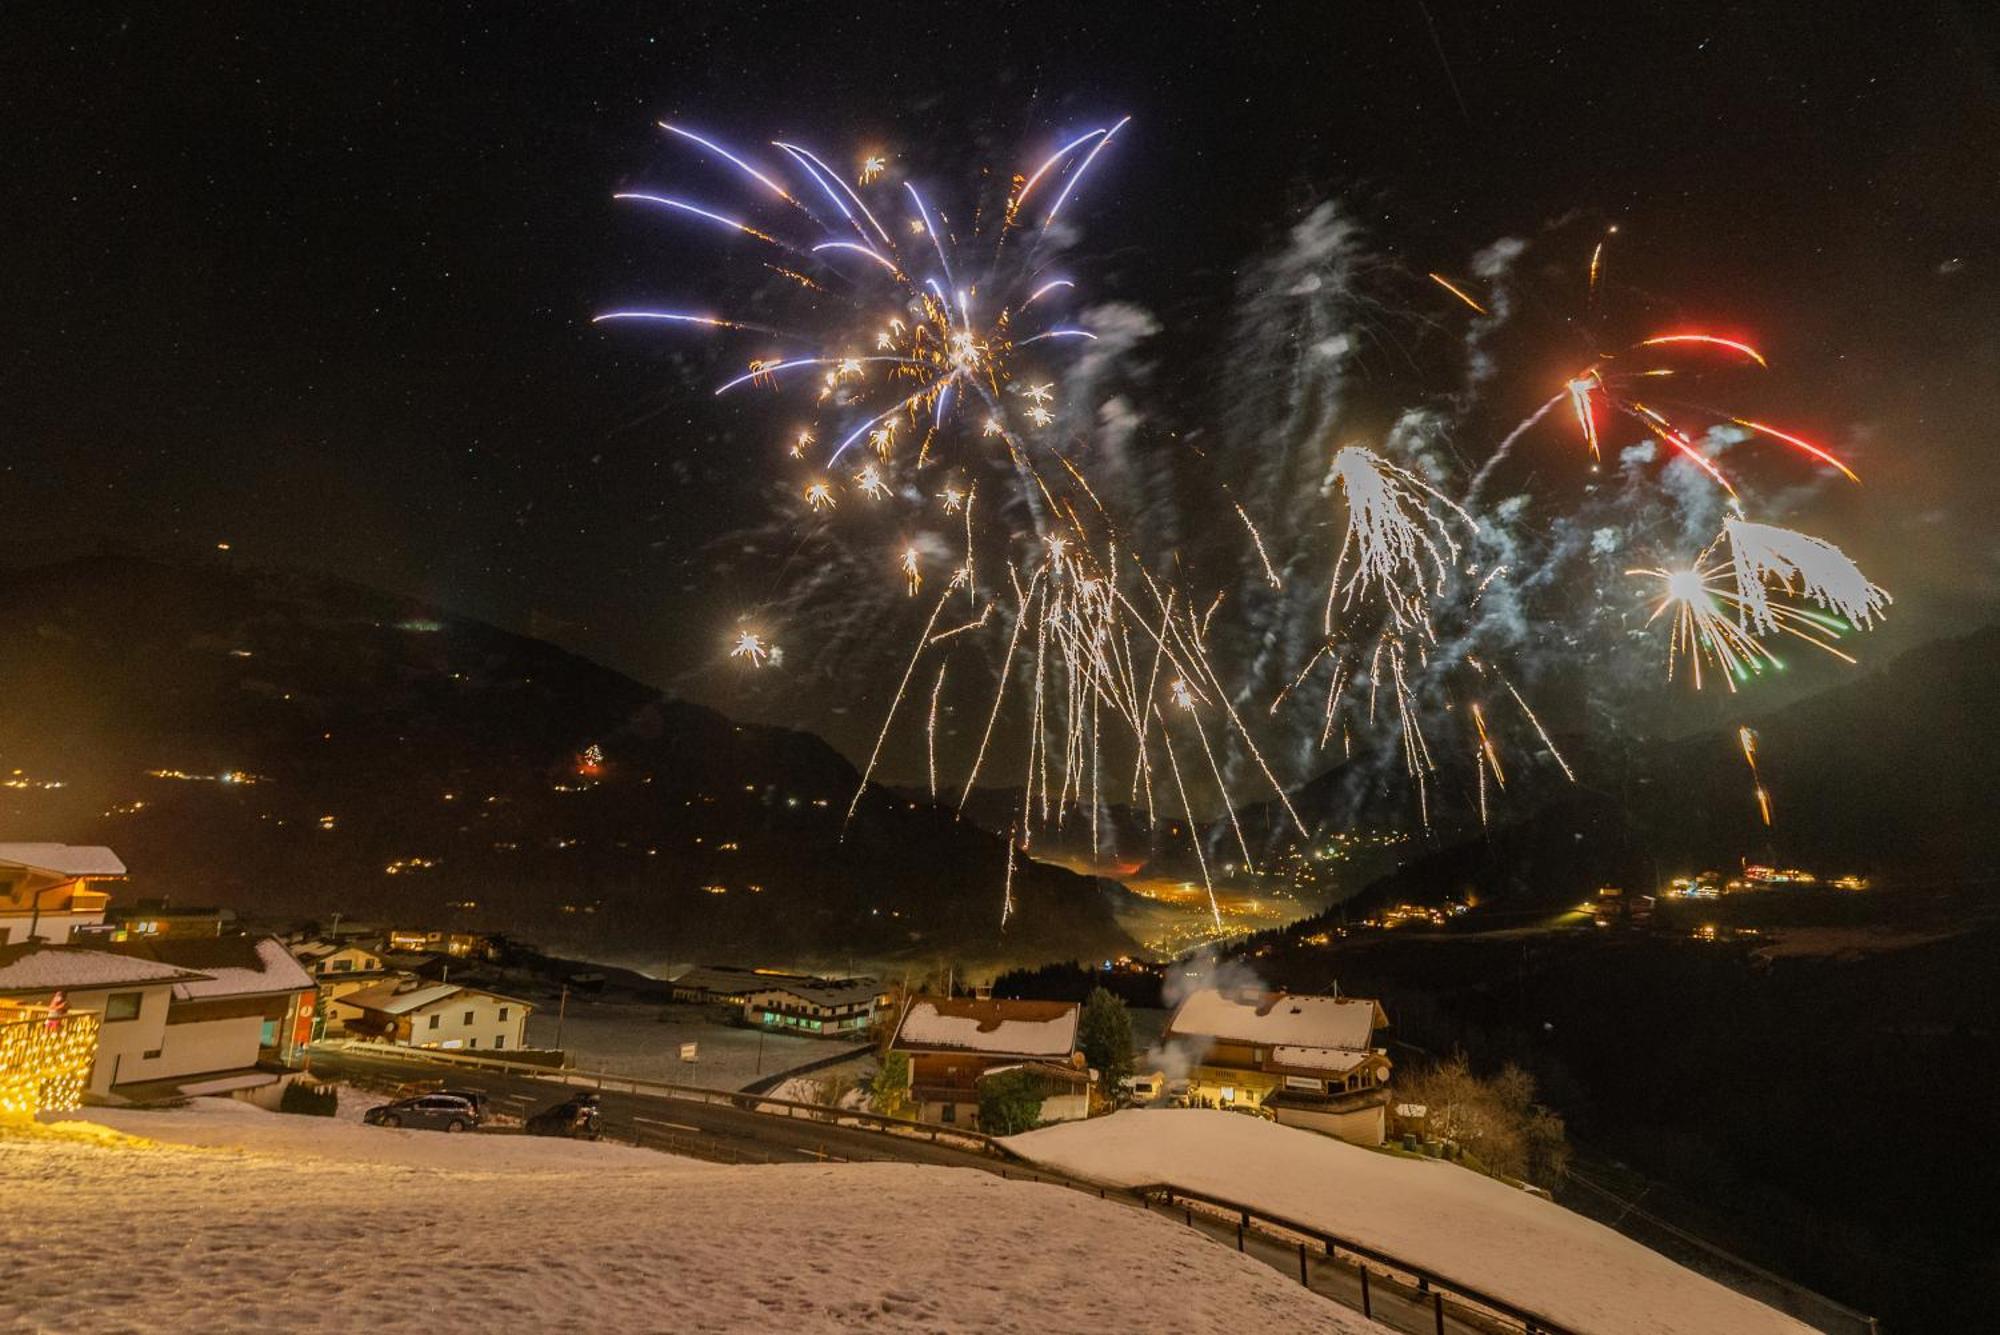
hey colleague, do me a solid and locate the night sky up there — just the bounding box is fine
[10,3,1997,764]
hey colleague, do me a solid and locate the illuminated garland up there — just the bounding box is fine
[0,1008,102,1117]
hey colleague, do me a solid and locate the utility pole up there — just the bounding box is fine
[554,982,570,1050]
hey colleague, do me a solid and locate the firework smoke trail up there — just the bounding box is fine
[1503,676,1573,781]
[1000,821,1018,928]
[926,662,948,799]
[1739,725,1773,827]
[843,589,951,829]
[1237,504,1283,588]
[1151,703,1220,929]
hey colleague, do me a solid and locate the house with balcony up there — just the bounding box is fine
[0,844,125,945]
[742,979,881,1039]
[1163,986,1393,1146]
[111,935,319,1087]
[330,978,531,1053]
[0,934,317,1102]
[0,997,102,1116]
[888,996,1092,1129]
[0,944,208,1097]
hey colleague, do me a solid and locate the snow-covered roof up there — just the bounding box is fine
[1165,988,1384,1051]
[892,998,1079,1059]
[1270,1045,1373,1075]
[0,843,127,878]
[977,1060,1093,1087]
[132,936,317,1001]
[0,944,205,994]
[339,980,531,1016]
[744,981,881,1009]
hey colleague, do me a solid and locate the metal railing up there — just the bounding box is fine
[1126,1180,1579,1334]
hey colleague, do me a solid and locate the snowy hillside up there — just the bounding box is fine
[1008,1110,1810,1335]
[3,1101,1368,1334]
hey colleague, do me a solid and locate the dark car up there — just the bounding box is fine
[434,1088,492,1118]
[363,1093,483,1133]
[525,1092,602,1140]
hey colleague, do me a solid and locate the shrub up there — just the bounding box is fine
[870,1050,913,1118]
[1394,1053,1570,1188]
[279,1081,338,1118]
[976,1069,1045,1136]
[1078,987,1136,1094]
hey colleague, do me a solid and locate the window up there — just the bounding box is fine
[493,1036,505,1050]
[142,1047,163,1059]
[940,1103,956,1124]
[467,1037,477,1049]
[428,1014,440,1030]
[462,1010,474,1025]
[331,959,351,972]
[104,991,143,1022]
[497,1007,508,1021]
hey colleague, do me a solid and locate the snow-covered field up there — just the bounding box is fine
[1008,1110,1811,1335]
[526,1000,867,1089]
[4,1100,1368,1333]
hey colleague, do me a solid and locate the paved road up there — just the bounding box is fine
[307,1044,1498,1334]
[306,1044,1010,1172]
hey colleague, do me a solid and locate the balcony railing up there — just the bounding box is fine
[0,1007,102,1116]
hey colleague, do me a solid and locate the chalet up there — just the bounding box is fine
[383,928,490,959]
[288,941,394,1035]
[110,935,319,1089]
[0,843,125,945]
[742,980,880,1039]
[0,945,206,1097]
[103,899,233,940]
[332,979,531,1053]
[671,964,811,1005]
[1163,986,1393,1146]
[889,996,1092,1129]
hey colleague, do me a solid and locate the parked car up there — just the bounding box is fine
[1119,1070,1167,1104]
[525,1092,602,1140]
[363,1093,483,1133]
[433,1088,492,1118]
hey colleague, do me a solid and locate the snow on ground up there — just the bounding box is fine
[1007,1110,1812,1335]
[3,1100,1370,1334]
[525,999,864,1089]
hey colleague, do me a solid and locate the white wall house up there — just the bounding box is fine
[741,980,880,1039]
[0,938,316,1099]
[289,941,393,1032]
[332,980,531,1053]
[0,844,125,945]
[0,945,202,1096]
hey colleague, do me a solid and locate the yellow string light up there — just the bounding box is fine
[0,1005,101,1118]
